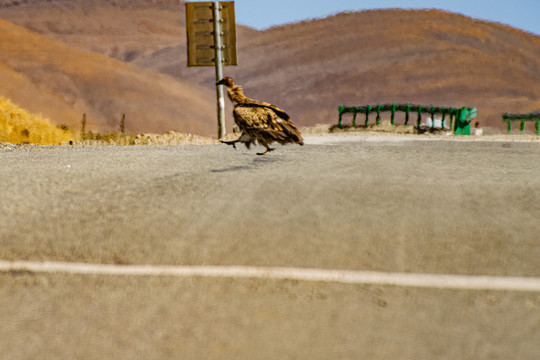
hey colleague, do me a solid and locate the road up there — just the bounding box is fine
[1,137,539,359]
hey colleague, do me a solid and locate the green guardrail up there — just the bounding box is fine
[338,104,477,135]
[502,112,540,134]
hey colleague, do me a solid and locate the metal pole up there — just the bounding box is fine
[213,1,225,139]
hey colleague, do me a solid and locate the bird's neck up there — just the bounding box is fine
[227,85,249,104]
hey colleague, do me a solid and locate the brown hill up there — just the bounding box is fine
[168,9,540,130]
[0,0,185,62]
[0,16,216,135]
[2,2,540,132]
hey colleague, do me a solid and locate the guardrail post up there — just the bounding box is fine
[365,105,371,127]
[536,121,539,135]
[507,120,512,134]
[405,104,410,125]
[391,104,396,125]
[417,106,423,127]
[441,107,447,129]
[376,105,382,125]
[520,120,525,132]
[454,109,461,133]
[338,106,344,127]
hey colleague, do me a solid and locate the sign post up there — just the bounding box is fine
[212,1,225,139]
[186,1,237,139]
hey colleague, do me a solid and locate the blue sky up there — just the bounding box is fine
[232,0,540,36]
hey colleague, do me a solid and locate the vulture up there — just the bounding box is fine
[217,77,304,155]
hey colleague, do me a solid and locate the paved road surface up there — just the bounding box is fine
[1,138,539,359]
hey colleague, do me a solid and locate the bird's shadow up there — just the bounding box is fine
[210,155,280,173]
[210,165,251,173]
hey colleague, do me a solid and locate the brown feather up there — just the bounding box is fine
[218,77,303,151]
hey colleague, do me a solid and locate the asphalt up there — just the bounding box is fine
[1,138,539,359]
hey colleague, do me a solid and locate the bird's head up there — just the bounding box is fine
[217,76,235,87]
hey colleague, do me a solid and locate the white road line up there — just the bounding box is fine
[1,260,540,292]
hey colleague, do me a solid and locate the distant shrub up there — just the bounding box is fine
[0,97,76,145]
[56,124,71,132]
[75,130,219,146]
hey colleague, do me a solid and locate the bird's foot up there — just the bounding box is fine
[257,147,275,156]
[220,139,238,149]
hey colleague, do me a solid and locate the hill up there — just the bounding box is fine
[0,0,185,63]
[0,15,217,136]
[1,2,540,132]
[168,9,540,130]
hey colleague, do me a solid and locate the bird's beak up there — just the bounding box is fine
[216,79,225,85]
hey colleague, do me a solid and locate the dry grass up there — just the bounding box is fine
[0,94,220,146]
[0,97,76,145]
[75,130,223,145]
[329,121,418,134]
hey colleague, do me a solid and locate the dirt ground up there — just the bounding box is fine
[1,135,540,359]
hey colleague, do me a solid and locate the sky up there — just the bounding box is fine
[231,0,540,36]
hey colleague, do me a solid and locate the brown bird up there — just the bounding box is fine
[217,76,304,155]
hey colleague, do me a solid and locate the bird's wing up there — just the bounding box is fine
[240,99,291,121]
[233,106,273,129]
[233,106,303,145]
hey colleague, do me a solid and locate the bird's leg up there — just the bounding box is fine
[220,139,239,149]
[257,146,275,156]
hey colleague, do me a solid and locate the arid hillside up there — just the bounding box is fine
[171,9,540,130]
[1,1,540,132]
[0,0,256,66]
[0,16,216,135]
[0,0,185,62]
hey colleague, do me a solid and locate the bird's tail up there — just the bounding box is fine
[282,121,304,145]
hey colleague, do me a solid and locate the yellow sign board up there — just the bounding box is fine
[185,1,237,66]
